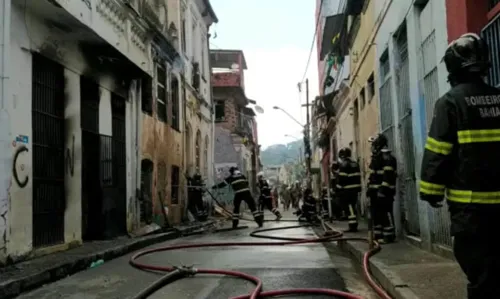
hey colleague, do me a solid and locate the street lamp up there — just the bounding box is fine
[272,106,304,128]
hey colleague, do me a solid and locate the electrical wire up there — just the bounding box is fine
[300,0,325,83]
[129,189,393,299]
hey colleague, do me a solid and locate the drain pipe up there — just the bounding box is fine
[207,33,216,216]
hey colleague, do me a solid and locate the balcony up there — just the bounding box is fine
[482,12,500,87]
[212,72,242,88]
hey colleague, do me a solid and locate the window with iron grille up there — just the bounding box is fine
[215,100,225,122]
[171,76,180,130]
[482,13,500,87]
[171,165,180,204]
[142,76,153,115]
[156,64,167,122]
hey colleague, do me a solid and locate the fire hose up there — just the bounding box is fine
[129,188,392,299]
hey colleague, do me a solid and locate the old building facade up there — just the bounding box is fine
[211,49,260,203]
[1,0,151,264]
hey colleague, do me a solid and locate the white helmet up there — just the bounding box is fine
[257,171,264,179]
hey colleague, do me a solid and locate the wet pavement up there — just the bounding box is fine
[18,212,378,299]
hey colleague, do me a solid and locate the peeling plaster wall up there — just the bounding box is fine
[1,4,143,262]
[141,114,184,225]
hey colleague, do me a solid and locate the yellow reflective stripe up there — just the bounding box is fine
[425,137,453,155]
[231,179,246,185]
[348,172,361,177]
[369,170,384,174]
[338,172,348,176]
[419,180,445,195]
[235,188,250,193]
[381,182,395,189]
[457,129,500,144]
[447,189,500,204]
[383,166,394,171]
[344,184,361,189]
[368,184,380,189]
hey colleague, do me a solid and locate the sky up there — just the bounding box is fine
[209,0,320,149]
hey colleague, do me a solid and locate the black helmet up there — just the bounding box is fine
[443,33,490,77]
[193,173,202,180]
[331,161,339,171]
[229,166,238,175]
[369,134,388,152]
[338,147,352,158]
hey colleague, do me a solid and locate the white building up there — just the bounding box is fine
[0,0,151,264]
[174,0,217,186]
[374,0,449,248]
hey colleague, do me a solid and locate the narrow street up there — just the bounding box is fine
[18,212,377,299]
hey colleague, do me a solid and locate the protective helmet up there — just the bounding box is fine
[229,166,238,175]
[338,147,352,158]
[369,134,388,152]
[193,173,202,180]
[443,33,490,76]
[257,171,264,179]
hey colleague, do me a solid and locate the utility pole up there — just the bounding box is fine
[301,79,312,188]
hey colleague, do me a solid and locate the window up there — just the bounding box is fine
[170,76,180,130]
[170,165,180,204]
[142,77,153,115]
[380,51,390,79]
[191,19,197,58]
[201,36,206,79]
[359,87,365,109]
[181,7,187,53]
[215,100,225,122]
[204,135,209,177]
[156,64,167,122]
[367,73,375,100]
[195,130,201,172]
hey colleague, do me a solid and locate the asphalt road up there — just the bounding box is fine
[18,212,377,299]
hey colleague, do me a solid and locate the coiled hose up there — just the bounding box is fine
[129,189,392,299]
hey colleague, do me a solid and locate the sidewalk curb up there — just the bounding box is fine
[0,220,220,299]
[320,222,420,299]
[337,240,421,299]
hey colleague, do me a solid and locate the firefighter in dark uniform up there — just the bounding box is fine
[367,134,397,243]
[336,147,362,232]
[419,33,500,299]
[295,187,317,222]
[330,161,343,220]
[212,167,263,228]
[187,173,208,221]
[257,172,283,220]
[320,186,329,219]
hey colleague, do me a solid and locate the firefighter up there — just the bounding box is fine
[336,147,362,232]
[257,172,282,220]
[294,187,317,222]
[187,173,207,221]
[419,33,500,299]
[320,186,329,219]
[367,134,397,243]
[330,161,343,220]
[212,167,263,228]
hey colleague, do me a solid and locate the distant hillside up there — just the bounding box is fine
[260,140,302,166]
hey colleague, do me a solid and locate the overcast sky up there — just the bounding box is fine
[209,0,319,149]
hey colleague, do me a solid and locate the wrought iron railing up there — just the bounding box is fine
[482,13,500,87]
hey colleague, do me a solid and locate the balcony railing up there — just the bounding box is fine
[482,13,500,87]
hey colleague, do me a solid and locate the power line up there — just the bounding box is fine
[300,0,325,83]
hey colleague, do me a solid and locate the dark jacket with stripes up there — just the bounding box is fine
[419,80,500,235]
[337,158,362,196]
[215,173,251,195]
[368,151,397,198]
[258,179,272,199]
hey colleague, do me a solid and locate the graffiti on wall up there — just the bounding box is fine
[66,135,75,176]
[12,135,29,188]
